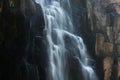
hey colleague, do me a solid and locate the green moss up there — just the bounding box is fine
[9,0,15,8]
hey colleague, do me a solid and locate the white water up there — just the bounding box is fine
[35,0,98,80]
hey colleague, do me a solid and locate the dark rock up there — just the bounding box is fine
[0,0,46,80]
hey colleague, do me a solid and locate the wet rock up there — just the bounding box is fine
[68,55,83,80]
[0,0,46,80]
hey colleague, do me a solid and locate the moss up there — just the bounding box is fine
[9,0,14,8]
[0,0,18,48]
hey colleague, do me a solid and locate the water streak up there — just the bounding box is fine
[36,0,98,80]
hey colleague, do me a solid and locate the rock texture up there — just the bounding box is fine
[1,0,120,80]
[87,0,120,80]
[0,0,47,80]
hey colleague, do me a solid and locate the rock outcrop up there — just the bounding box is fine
[0,0,47,80]
[1,0,120,80]
[87,0,120,80]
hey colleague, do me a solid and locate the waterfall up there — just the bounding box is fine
[35,0,98,80]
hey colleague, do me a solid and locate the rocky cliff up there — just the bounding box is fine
[0,0,120,80]
[0,0,47,80]
[87,0,120,80]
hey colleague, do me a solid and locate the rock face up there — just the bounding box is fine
[87,0,120,80]
[1,0,120,80]
[0,0,47,80]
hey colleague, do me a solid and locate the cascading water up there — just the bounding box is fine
[35,0,98,80]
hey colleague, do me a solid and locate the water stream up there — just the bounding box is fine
[35,0,98,80]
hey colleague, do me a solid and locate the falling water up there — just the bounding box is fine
[35,0,98,80]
